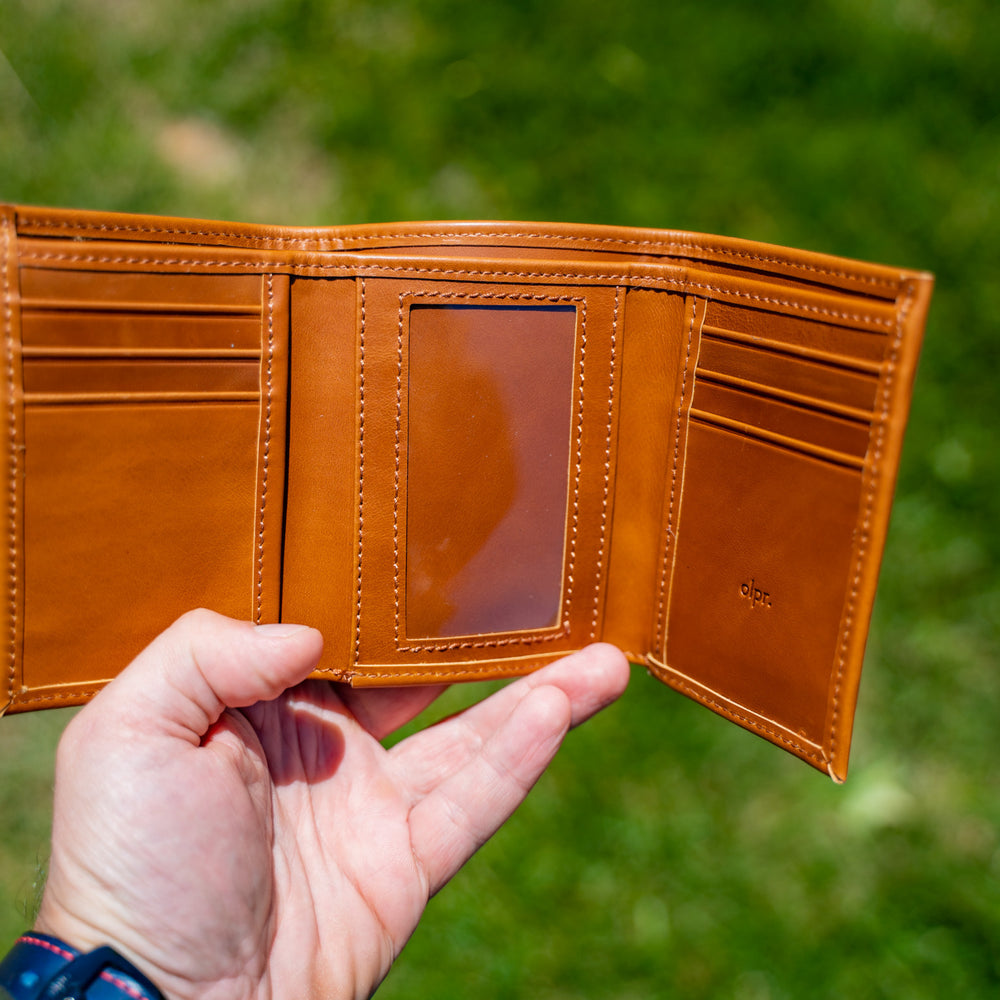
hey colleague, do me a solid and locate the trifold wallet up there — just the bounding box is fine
[0,204,932,779]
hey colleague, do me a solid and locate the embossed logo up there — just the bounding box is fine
[740,578,773,609]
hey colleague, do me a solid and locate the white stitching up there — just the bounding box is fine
[19,216,899,290]
[255,275,273,623]
[592,286,619,637]
[392,293,404,646]
[6,687,103,707]
[565,295,587,637]
[346,661,550,681]
[655,298,699,653]
[827,282,913,762]
[397,633,567,653]
[354,279,366,664]
[648,662,827,763]
[2,215,15,705]
[16,251,896,329]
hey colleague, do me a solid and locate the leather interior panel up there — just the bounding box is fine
[603,289,687,658]
[0,204,933,779]
[281,277,360,671]
[661,423,861,761]
[22,403,259,706]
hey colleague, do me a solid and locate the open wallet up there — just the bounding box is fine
[0,203,933,779]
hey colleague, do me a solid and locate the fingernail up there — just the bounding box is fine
[253,622,313,639]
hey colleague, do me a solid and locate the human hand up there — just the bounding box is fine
[33,610,629,1000]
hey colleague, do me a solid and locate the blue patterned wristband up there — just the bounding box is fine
[0,934,164,1000]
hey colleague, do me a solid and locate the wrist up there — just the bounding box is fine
[0,933,164,1000]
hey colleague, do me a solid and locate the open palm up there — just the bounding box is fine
[34,611,628,1000]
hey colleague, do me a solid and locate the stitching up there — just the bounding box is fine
[562,295,586,641]
[20,217,899,289]
[16,251,896,328]
[2,214,15,707]
[354,279,366,664]
[392,291,584,653]
[255,275,274,624]
[20,934,75,959]
[347,661,555,681]
[591,286,619,637]
[9,687,103,706]
[827,282,913,762]
[19,935,147,1000]
[21,220,332,247]
[650,667,827,763]
[392,293,404,645]
[398,633,567,654]
[101,972,146,1000]
[654,298,699,653]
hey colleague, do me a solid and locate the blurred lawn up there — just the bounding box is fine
[1,0,998,996]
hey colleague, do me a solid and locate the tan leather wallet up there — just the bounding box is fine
[0,204,932,779]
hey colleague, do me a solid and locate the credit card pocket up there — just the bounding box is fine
[659,298,894,770]
[17,268,272,703]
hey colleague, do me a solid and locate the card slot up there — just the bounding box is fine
[693,380,870,460]
[697,337,879,413]
[21,312,262,352]
[22,301,260,316]
[694,370,873,422]
[22,358,260,396]
[689,410,866,471]
[705,300,889,365]
[20,268,263,310]
[23,347,261,359]
[702,325,882,375]
[24,392,260,405]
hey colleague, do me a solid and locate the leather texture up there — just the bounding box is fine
[0,204,933,780]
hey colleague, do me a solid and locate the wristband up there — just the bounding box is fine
[0,934,164,1000]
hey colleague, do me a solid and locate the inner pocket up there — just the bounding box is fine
[22,402,260,687]
[664,421,863,743]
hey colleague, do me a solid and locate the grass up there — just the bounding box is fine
[1,0,999,995]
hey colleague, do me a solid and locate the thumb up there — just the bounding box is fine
[91,608,324,744]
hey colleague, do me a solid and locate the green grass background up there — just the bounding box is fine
[1,0,998,996]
